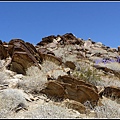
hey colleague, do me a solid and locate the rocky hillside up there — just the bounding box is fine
[0,33,120,118]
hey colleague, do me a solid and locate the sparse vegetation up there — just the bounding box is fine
[20,103,80,118]
[0,88,27,118]
[93,98,120,118]
[72,64,101,85]
[18,66,48,94]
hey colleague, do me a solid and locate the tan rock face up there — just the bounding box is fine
[118,46,120,53]
[65,61,76,70]
[57,75,98,93]
[37,48,55,56]
[37,35,56,46]
[40,54,62,66]
[41,80,65,98]
[7,39,42,74]
[63,99,90,114]
[41,75,99,107]
[1,33,120,118]
[0,40,8,59]
[99,86,120,100]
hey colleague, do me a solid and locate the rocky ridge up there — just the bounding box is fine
[0,33,120,118]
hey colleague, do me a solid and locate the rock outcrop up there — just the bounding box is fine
[99,86,120,103]
[0,33,120,118]
[41,75,99,107]
[0,40,8,59]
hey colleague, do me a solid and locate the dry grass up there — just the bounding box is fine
[8,100,81,118]
[0,88,27,118]
[22,103,80,118]
[41,60,61,74]
[18,66,48,94]
[97,76,120,88]
[93,97,120,118]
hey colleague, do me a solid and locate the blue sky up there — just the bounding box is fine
[0,1,120,48]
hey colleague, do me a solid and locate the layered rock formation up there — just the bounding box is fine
[0,33,120,118]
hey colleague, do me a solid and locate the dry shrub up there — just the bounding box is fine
[0,88,27,118]
[9,102,81,118]
[93,97,120,118]
[18,66,48,94]
[41,60,61,74]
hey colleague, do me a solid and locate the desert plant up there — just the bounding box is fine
[72,64,101,85]
[9,101,81,118]
[93,98,120,118]
[18,66,48,94]
[0,88,27,118]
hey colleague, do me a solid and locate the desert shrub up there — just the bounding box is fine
[0,60,5,68]
[0,71,14,85]
[96,76,120,88]
[93,98,120,118]
[0,88,27,118]
[0,72,8,84]
[41,60,61,74]
[73,65,101,85]
[10,102,81,118]
[18,66,48,94]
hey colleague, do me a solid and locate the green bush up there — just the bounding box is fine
[73,65,101,85]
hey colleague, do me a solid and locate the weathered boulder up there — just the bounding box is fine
[59,33,82,45]
[99,86,120,101]
[37,48,55,56]
[65,61,76,70]
[36,33,83,47]
[62,33,77,40]
[41,80,65,98]
[0,40,8,59]
[63,99,90,114]
[57,75,98,93]
[62,83,99,106]
[40,54,62,66]
[107,48,118,52]
[93,64,120,78]
[118,46,120,53]
[41,75,99,107]
[7,39,42,74]
[37,35,56,46]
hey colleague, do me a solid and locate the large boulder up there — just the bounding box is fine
[41,80,65,98]
[99,86,120,103]
[118,46,120,54]
[37,48,55,56]
[65,61,76,70]
[37,35,56,46]
[41,75,99,107]
[40,54,62,66]
[0,40,8,60]
[63,99,90,114]
[7,39,42,74]
[57,75,98,93]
